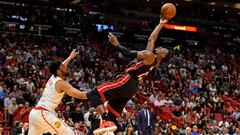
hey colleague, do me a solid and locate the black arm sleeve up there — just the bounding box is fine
[115,44,137,58]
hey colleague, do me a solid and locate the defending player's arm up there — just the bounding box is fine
[55,80,88,100]
[62,49,78,68]
[145,16,169,51]
[108,32,155,65]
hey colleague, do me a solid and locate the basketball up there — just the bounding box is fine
[161,3,176,19]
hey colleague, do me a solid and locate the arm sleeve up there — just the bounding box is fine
[115,44,137,58]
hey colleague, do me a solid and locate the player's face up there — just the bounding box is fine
[155,47,163,62]
[59,64,68,76]
[155,47,169,62]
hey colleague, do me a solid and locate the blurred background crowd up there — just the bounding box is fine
[0,0,240,135]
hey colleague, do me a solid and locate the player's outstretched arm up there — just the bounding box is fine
[108,32,155,65]
[62,49,78,68]
[55,80,87,100]
[145,16,169,51]
[108,32,138,58]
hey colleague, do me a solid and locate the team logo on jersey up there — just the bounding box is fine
[54,121,61,128]
[47,79,53,86]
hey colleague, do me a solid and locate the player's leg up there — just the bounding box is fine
[87,75,133,134]
[92,98,129,135]
[86,88,108,119]
[28,109,42,135]
[106,98,129,135]
[87,88,117,135]
[87,87,126,135]
[86,86,125,121]
[93,97,129,135]
[40,110,75,135]
[28,109,74,135]
[86,74,133,120]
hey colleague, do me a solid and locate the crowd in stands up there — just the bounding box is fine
[0,27,240,134]
[0,1,240,135]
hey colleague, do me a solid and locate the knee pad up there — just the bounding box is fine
[86,88,103,107]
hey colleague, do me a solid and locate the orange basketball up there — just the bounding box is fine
[161,3,176,19]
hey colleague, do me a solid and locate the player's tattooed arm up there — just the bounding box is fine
[145,16,169,51]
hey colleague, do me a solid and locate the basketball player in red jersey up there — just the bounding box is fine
[86,16,169,135]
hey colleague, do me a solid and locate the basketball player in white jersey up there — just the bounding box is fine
[28,49,88,135]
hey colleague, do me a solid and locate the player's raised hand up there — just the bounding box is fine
[108,32,119,46]
[159,15,169,25]
[69,49,79,59]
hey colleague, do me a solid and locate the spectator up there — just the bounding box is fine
[172,106,182,118]
[126,113,138,131]
[20,123,29,135]
[212,94,220,103]
[8,98,18,126]
[149,91,157,104]
[191,125,200,135]
[4,92,12,107]
[73,122,83,135]
[137,101,155,135]
[78,121,87,134]
[71,104,84,123]
[0,126,2,135]
[16,91,25,105]
[19,101,31,124]
[185,127,191,135]
[13,104,23,126]
[83,107,94,129]
[222,126,229,135]
[233,128,240,135]
[12,122,23,135]
[88,110,100,134]
[232,108,240,120]
[123,124,138,135]
[166,124,177,135]
[63,105,72,120]
[154,96,165,107]
[57,101,66,112]
[164,97,174,107]
[0,85,6,100]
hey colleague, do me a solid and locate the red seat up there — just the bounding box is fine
[163,107,172,113]
[225,117,232,122]
[206,108,211,117]
[3,127,11,134]
[214,113,223,122]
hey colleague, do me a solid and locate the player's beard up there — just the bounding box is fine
[63,72,69,76]
[62,68,69,77]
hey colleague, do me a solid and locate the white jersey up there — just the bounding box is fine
[37,75,65,112]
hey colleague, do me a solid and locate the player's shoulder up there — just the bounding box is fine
[55,80,69,93]
[55,79,67,85]
[55,79,70,89]
[140,50,154,55]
